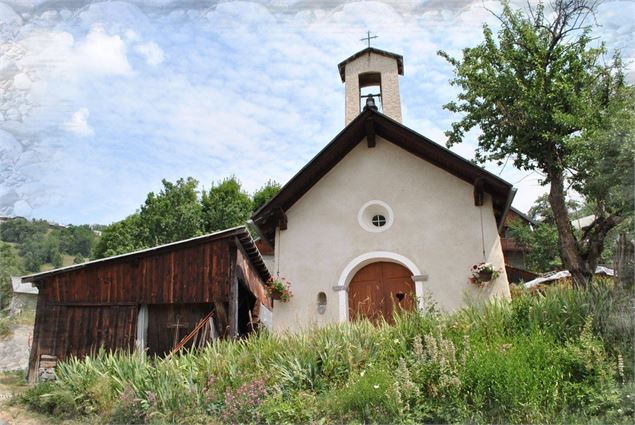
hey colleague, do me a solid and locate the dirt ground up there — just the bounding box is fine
[0,324,32,373]
[0,372,43,425]
[0,372,84,425]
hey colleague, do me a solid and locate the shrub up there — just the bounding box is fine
[220,378,268,424]
[327,366,400,423]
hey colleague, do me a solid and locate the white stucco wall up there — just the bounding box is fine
[273,137,510,331]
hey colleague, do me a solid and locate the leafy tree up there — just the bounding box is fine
[202,177,253,232]
[527,194,583,224]
[0,218,48,243]
[509,219,561,273]
[252,180,281,212]
[439,0,634,287]
[93,214,148,259]
[138,177,203,246]
[19,233,63,272]
[57,225,95,257]
[94,178,204,258]
[93,176,281,258]
[0,242,23,310]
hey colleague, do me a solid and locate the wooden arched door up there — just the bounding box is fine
[348,262,416,324]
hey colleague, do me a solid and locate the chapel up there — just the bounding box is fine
[252,47,516,331]
[22,47,517,381]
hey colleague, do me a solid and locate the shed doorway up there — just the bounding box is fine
[348,262,416,324]
[145,303,213,356]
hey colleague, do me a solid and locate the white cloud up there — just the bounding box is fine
[75,24,132,75]
[0,0,632,224]
[62,108,94,137]
[135,41,164,66]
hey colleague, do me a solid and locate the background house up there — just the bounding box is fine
[499,207,538,283]
[9,276,38,315]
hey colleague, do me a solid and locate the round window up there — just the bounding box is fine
[358,201,394,233]
[372,214,386,227]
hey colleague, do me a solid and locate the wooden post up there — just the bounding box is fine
[228,246,239,338]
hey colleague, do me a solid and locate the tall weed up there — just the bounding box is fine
[21,280,632,424]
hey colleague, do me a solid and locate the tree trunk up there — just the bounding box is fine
[614,233,635,288]
[548,171,592,288]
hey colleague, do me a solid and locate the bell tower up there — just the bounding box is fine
[337,47,404,125]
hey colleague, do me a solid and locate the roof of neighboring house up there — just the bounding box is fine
[523,266,614,288]
[22,226,271,284]
[12,276,38,295]
[508,207,538,226]
[572,214,596,230]
[252,108,516,243]
[337,47,404,82]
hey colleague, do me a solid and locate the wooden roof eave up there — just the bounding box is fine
[337,47,404,82]
[252,109,515,245]
[22,226,271,285]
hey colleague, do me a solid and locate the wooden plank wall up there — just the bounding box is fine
[28,300,137,380]
[39,238,233,305]
[236,247,271,310]
[28,237,236,380]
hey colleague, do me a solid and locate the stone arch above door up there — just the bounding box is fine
[334,251,425,322]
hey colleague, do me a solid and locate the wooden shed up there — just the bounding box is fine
[22,226,272,381]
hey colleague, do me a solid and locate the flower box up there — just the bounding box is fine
[470,262,500,285]
[264,276,293,303]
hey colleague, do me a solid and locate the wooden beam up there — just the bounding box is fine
[277,207,288,231]
[365,117,376,148]
[474,177,485,206]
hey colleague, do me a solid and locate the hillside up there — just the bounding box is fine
[0,217,101,275]
[19,282,634,424]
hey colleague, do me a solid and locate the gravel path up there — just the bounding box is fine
[0,325,32,373]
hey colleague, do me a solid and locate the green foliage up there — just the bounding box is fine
[528,193,583,224]
[94,178,204,259]
[94,176,276,259]
[19,380,77,417]
[327,367,399,423]
[139,177,203,246]
[0,218,48,244]
[439,0,634,284]
[252,180,281,212]
[18,233,62,273]
[439,1,610,171]
[93,214,147,259]
[0,242,22,310]
[21,283,633,424]
[508,218,561,272]
[572,70,635,219]
[0,315,13,337]
[202,176,252,232]
[56,225,95,257]
[0,218,101,273]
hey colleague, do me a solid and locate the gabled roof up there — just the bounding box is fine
[22,226,271,284]
[337,47,404,82]
[508,207,538,226]
[252,108,516,243]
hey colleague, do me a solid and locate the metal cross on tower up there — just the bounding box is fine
[361,31,378,48]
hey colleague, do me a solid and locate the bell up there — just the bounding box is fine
[364,95,378,111]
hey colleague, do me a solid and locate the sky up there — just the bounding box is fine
[0,0,633,226]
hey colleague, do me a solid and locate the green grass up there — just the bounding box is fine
[20,279,634,424]
[0,315,12,339]
[40,255,75,272]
